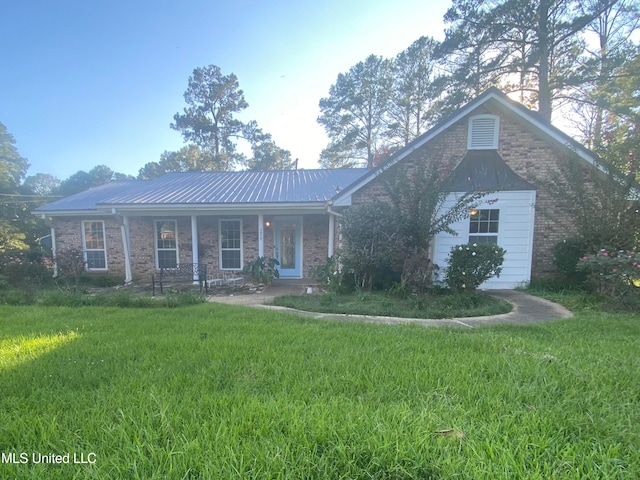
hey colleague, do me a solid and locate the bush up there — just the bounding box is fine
[577,249,640,309]
[0,250,52,287]
[339,202,400,291]
[243,257,279,284]
[444,243,506,292]
[309,256,355,294]
[553,238,589,281]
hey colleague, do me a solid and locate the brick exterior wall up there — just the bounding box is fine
[302,214,330,277]
[53,213,332,281]
[52,217,126,277]
[352,105,578,279]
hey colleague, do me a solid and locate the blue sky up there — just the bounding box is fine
[2,0,448,180]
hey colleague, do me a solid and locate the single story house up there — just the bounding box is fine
[35,88,602,288]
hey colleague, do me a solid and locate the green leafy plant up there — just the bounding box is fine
[444,243,506,292]
[339,202,400,291]
[309,256,337,285]
[553,238,589,281]
[54,247,86,286]
[0,250,52,286]
[243,256,280,284]
[308,256,357,293]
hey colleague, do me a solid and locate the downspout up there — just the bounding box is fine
[41,215,58,278]
[326,204,343,258]
[112,209,133,284]
[121,215,132,284]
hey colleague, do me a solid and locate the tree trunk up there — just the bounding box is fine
[537,0,553,122]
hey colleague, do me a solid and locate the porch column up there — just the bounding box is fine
[191,215,199,282]
[328,213,335,258]
[121,216,132,284]
[258,214,264,257]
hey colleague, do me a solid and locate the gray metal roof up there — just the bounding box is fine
[35,169,368,213]
[445,150,537,192]
[35,180,146,212]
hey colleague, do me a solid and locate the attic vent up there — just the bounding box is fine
[468,115,500,150]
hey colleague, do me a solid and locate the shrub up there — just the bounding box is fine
[444,243,506,292]
[54,247,86,286]
[243,257,280,284]
[340,202,400,291]
[0,250,52,286]
[553,238,589,281]
[577,249,640,309]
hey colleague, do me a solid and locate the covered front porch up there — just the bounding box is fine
[116,209,340,283]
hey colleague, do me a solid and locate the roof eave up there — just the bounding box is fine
[36,201,334,217]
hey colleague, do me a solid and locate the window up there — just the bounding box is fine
[219,219,242,270]
[155,220,178,269]
[469,209,499,244]
[467,114,500,150]
[82,221,107,270]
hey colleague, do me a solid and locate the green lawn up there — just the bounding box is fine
[1,302,639,479]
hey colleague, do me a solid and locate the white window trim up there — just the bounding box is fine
[468,209,500,244]
[467,114,500,150]
[154,219,179,270]
[219,218,243,271]
[81,220,108,271]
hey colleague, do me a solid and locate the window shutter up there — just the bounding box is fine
[468,115,499,150]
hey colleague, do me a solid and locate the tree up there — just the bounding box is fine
[433,3,513,119]
[21,173,61,197]
[0,122,29,191]
[246,136,294,170]
[382,157,488,291]
[171,65,250,171]
[574,0,640,147]
[0,122,31,251]
[58,165,131,196]
[582,0,640,146]
[587,46,640,178]
[339,156,489,293]
[138,145,217,179]
[387,36,440,147]
[339,202,400,291]
[544,151,640,253]
[171,64,291,171]
[437,0,622,121]
[318,55,394,168]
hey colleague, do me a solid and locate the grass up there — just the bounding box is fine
[272,290,512,319]
[1,300,639,479]
[0,295,640,479]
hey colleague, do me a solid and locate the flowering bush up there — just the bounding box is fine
[577,249,640,304]
[0,250,52,287]
[444,243,506,292]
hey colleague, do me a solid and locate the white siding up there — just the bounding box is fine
[433,190,536,289]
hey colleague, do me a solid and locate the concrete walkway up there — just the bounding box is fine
[207,286,573,328]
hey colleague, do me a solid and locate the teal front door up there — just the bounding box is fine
[275,218,302,277]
